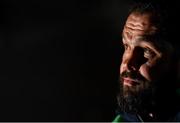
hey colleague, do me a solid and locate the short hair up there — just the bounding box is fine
[128,3,167,40]
[127,2,179,56]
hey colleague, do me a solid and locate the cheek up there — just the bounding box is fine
[139,64,152,81]
[120,63,124,74]
[120,55,126,74]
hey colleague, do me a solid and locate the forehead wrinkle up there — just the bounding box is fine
[125,13,158,35]
[126,14,150,29]
[126,18,150,30]
[124,26,146,35]
[122,32,141,46]
[126,24,144,31]
[125,22,156,34]
[122,26,145,43]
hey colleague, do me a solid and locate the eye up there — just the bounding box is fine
[144,47,155,58]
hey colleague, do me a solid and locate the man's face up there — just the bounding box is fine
[119,12,174,111]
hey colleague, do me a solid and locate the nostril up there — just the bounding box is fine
[127,61,137,71]
[127,57,148,71]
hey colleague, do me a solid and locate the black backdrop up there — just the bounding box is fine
[0,0,131,121]
[0,0,179,121]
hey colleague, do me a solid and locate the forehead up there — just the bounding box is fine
[122,12,174,54]
[123,12,157,42]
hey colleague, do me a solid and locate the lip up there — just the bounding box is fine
[123,77,140,86]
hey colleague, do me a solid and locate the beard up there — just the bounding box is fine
[117,71,156,115]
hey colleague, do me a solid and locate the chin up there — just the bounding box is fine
[117,77,155,114]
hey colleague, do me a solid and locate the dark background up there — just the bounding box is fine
[0,0,179,121]
[0,0,131,121]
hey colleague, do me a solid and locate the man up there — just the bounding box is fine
[113,2,180,122]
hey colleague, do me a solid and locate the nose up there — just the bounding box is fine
[122,47,147,71]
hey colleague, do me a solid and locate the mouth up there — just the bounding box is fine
[123,77,140,87]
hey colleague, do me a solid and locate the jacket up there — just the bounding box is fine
[112,111,180,122]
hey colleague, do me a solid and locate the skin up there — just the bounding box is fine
[120,12,174,94]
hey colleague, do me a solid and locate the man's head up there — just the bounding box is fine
[118,2,178,116]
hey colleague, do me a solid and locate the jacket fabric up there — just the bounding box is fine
[112,111,180,122]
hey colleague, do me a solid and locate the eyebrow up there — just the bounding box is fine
[122,33,158,43]
[138,35,164,46]
[137,36,153,42]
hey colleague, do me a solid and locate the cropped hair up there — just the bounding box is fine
[128,2,179,56]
